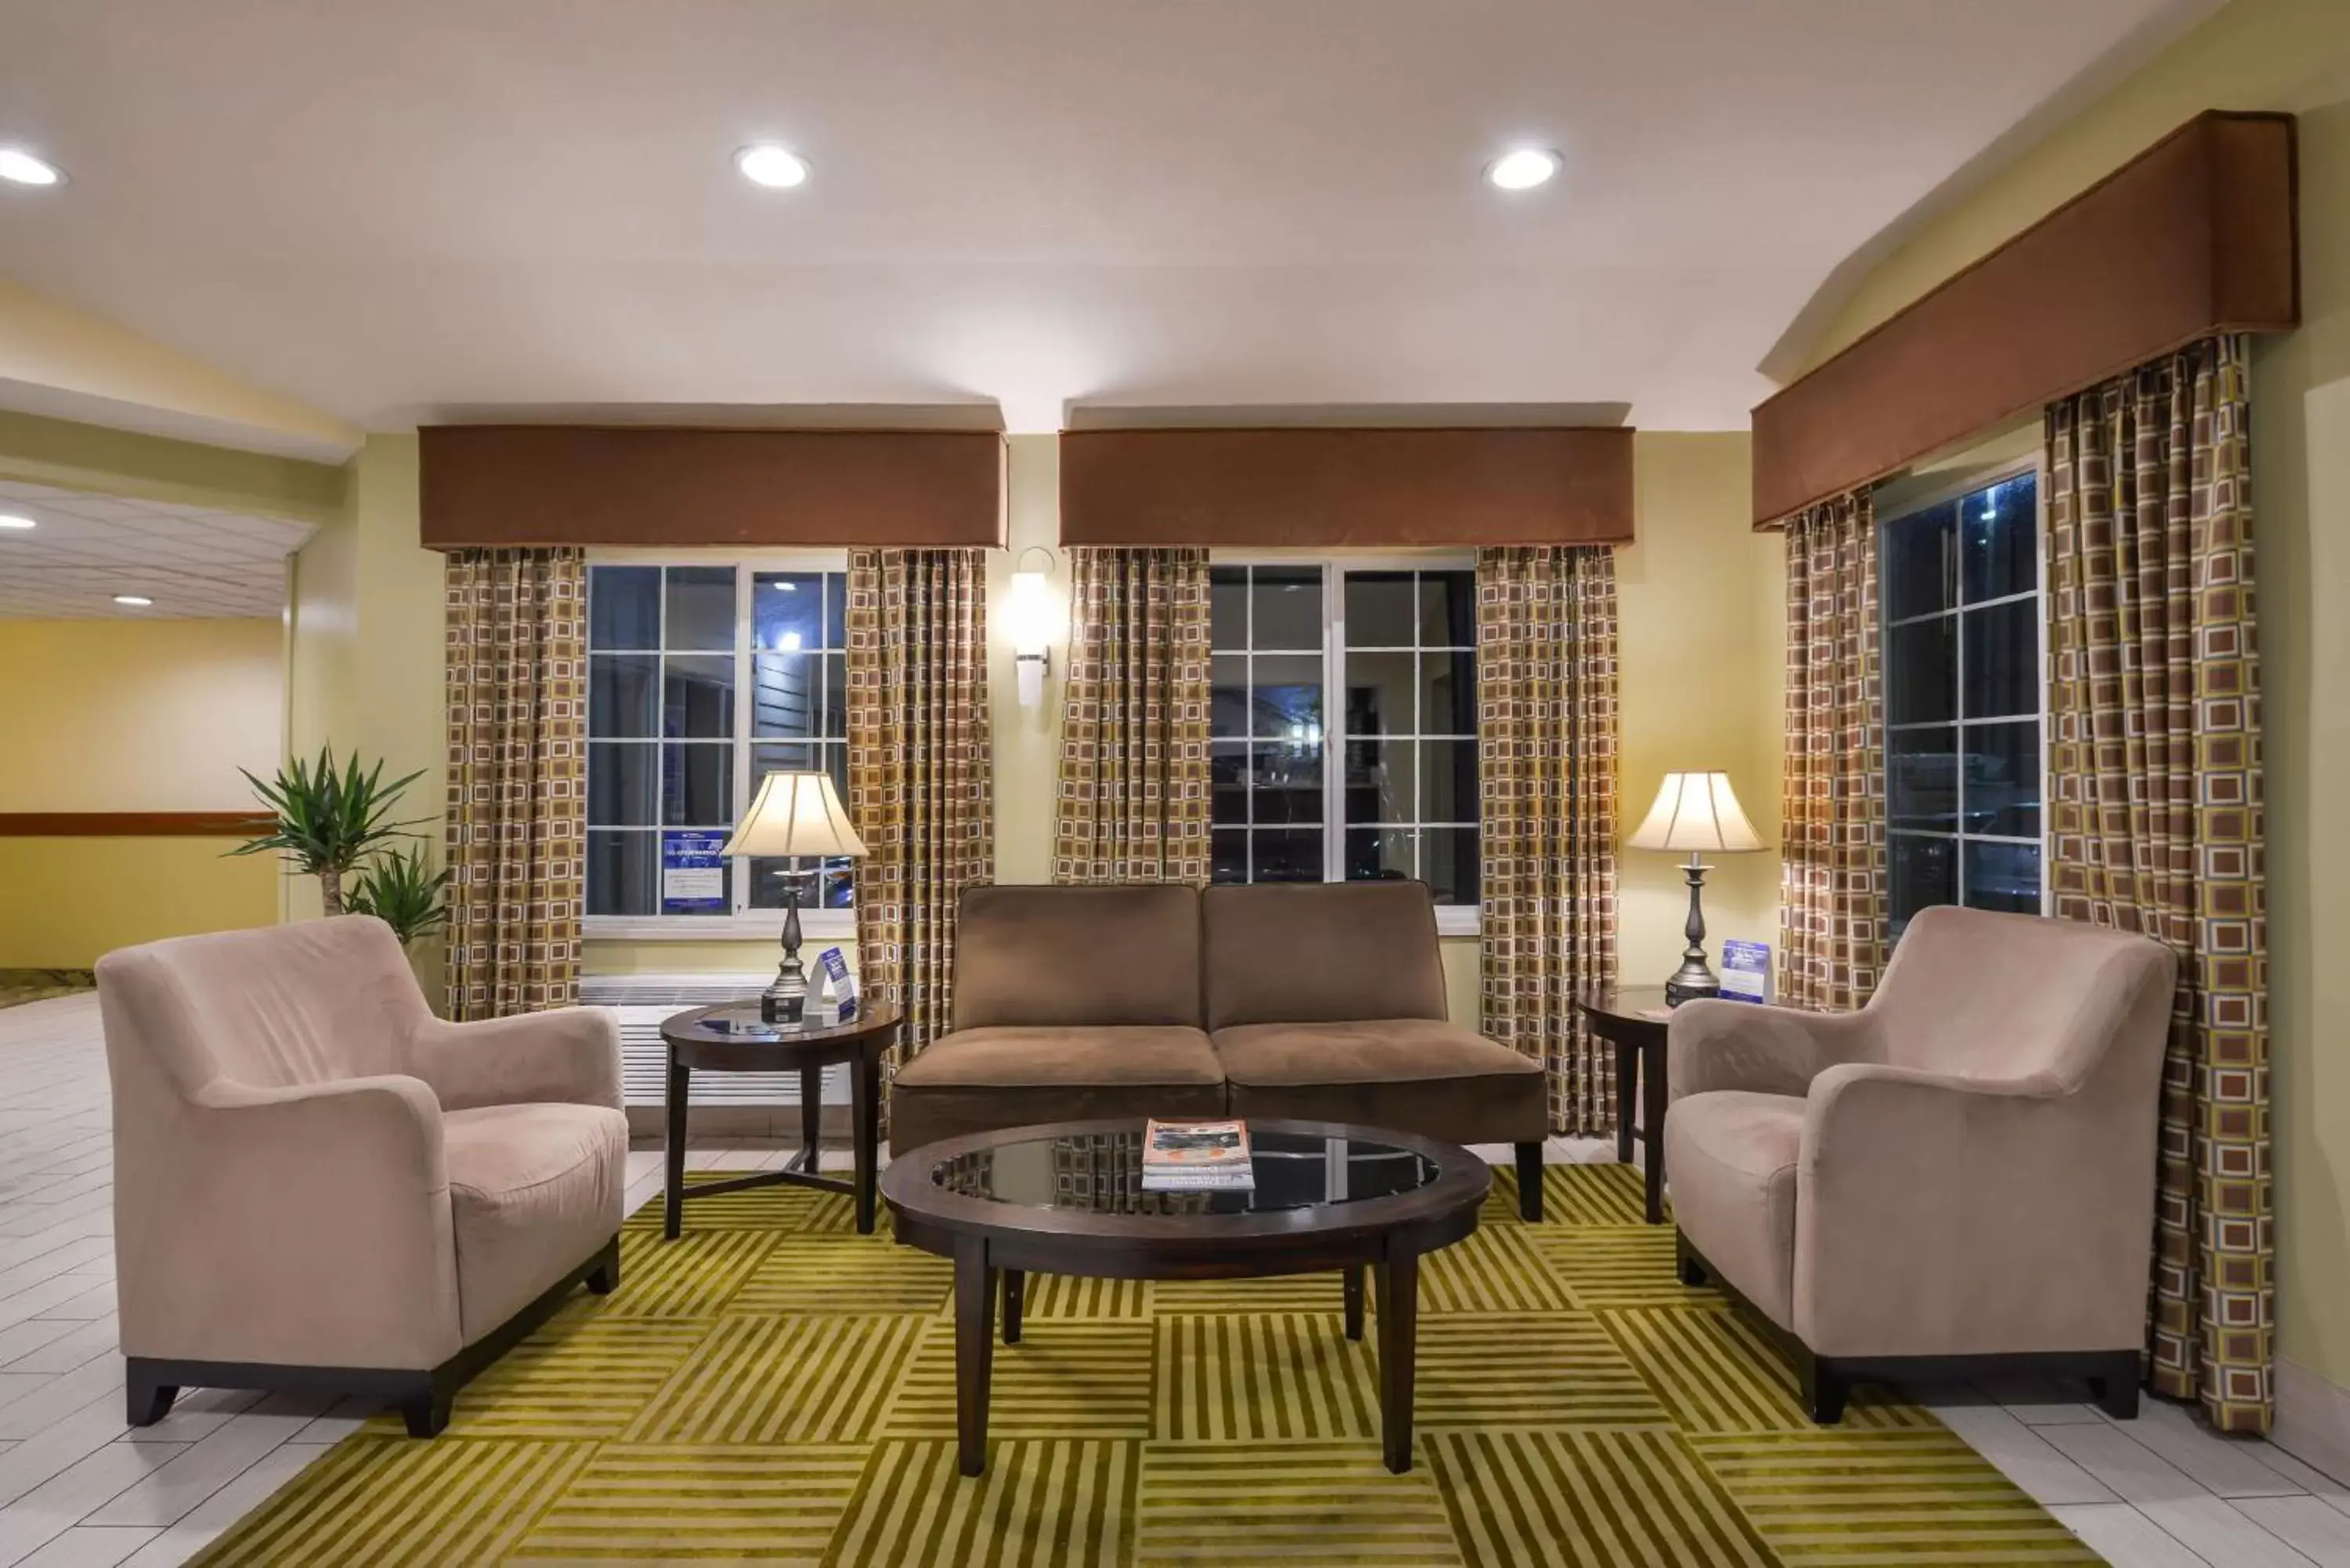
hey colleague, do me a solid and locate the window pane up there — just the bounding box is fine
[1966,721,2040,838]
[1210,568,1249,649]
[1420,572,1473,647]
[1252,741,1322,824]
[823,655,846,739]
[1423,827,1480,905]
[663,655,736,739]
[1963,598,2037,720]
[1250,654,1323,742]
[825,573,848,651]
[663,565,736,652]
[1253,828,1323,882]
[1420,739,1477,822]
[751,742,819,784]
[1344,739,1413,825]
[1345,651,1414,737]
[663,743,733,826]
[1421,649,1475,735]
[1964,840,2041,916]
[1885,501,1956,620]
[589,566,660,649]
[1251,567,1321,651]
[747,857,854,911]
[1962,473,2037,604]
[753,573,824,652]
[1345,826,1414,883]
[1211,655,1248,739]
[1211,829,1247,884]
[1889,726,1958,831]
[590,654,659,738]
[1886,617,1955,726]
[1889,834,1955,938]
[1345,572,1415,647]
[751,654,820,739]
[588,743,656,826]
[1211,743,1249,826]
[587,831,657,916]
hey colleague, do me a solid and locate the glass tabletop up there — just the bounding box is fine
[923,1127,1441,1218]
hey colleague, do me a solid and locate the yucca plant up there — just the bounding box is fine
[347,844,453,947]
[232,747,426,916]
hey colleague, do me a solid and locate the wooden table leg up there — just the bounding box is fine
[1343,1266,1365,1341]
[798,1062,822,1173]
[1614,1033,1637,1165]
[1002,1270,1024,1344]
[852,1050,880,1235]
[1375,1250,1419,1474]
[1642,1035,1668,1224]
[953,1234,996,1476]
[663,1052,689,1241]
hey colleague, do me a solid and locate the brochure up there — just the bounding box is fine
[1721,940,1772,1003]
[1141,1118,1255,1192]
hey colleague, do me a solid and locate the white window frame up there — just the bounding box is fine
[584,551,857,943]
[1209,554,1482,938]
[1878,459,2050,934]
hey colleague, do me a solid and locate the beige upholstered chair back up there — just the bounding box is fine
[96,917,428,1099]
[1869,905,2177,1086]
[1202,881,1448,1031]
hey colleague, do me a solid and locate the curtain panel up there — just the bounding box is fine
[443,547,588,1021]
[1052,547,1213,883]
[1779,492,1889,1011]
[1476,545,1621,1136]
[845,548,994,1097]
[2045,334,2270,1433]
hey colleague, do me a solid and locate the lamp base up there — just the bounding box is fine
[1663,851,1718,1007]
[761,873,811,1026]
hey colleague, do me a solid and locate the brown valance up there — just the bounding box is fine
[1752,110,2298,528]
[1059,428,1634,547]
[419,427,1004,550]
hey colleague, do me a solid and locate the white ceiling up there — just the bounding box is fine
[0,0,2219,441]
[0,481,312,618]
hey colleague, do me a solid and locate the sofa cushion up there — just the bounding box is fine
[1212,1019,1546,1145]
[443,1102,627,1345]
[1202,883,1448,1031]
[954,885,1203,1030]
[1663,1089,1804,1331]
[888,1025,1227,1154]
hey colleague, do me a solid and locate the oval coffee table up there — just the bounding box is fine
[880,1118,1489,1476]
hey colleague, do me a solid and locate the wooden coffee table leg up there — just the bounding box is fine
[1375,1250,1420,1474]
[663,1051,689,1241]
[1343,1267,1365,1341]
[852,1050,880,1235]
[953,1234,996,1476]
[1002,1270,1024,1344]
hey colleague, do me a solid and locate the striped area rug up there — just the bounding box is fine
[187,1163,2102,1566]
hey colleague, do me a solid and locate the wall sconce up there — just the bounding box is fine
[1002,545,1064,708]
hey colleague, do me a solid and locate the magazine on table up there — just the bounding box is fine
[1141,1118,1256,1192]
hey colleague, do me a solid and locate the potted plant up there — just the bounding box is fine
[347,844,454,948]
[232,747,427,918]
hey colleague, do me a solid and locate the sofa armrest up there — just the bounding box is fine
[407,1007,624,1113]
[1668,999,1875,1102]
[117,1075,464,1368]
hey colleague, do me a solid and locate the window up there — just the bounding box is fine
[1880,470,2043,938]
[586,562,855,922]
[1209,563,1479,909]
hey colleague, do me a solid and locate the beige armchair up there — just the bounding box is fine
[96,916,627,1436]
[1665,905,2176,1422]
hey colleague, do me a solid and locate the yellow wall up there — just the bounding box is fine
[1787,0,2350,1404]
[0,616,284,965]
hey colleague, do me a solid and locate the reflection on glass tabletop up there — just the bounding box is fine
[924,1128,1440,1217]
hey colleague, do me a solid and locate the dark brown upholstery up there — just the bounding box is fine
[888,1025,1225,1152]
[953,884,1202,1029]
[1214,1020,1547,1145]
[1201,883,1448,1030]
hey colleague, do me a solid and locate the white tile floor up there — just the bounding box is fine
[0,991,2342,1567]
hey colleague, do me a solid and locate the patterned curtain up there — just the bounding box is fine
[1052,547,1213,883]
[1477,546,1620,1135]
[2046,334,2270,1433]
[443,547,587,1020]
[845,548,994,1089]
[1779,492,1889,1011]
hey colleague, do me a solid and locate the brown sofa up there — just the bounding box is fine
[889,880,1549,1217]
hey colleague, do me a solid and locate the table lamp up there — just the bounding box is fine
[1628,771,1764,1003]
[721,771,870,1024]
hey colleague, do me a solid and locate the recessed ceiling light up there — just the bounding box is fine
[1486,148,1560,192]
[0,150,62,186]
[735,145,810,189]
[114,594,153,608]
[0,514,34,530]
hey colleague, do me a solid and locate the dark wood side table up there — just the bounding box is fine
[1577,985,1675,1224]
[658,1004,900,1238]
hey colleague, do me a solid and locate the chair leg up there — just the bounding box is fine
[1800,1351,1849,1425]
[125,1364,177,1427]
[1514,1143,1543,1222]
[400,1381,452,1438]
[585,1238,620,1296]
[2088,1353,2141,1420]
[1675,1231,1708,1288]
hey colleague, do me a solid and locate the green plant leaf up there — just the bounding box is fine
[347,844,452,947]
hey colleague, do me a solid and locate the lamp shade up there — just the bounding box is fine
[1627,771,1765,854]
[721,771,870,859]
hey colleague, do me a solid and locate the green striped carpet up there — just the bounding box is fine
[190,1163,2102,1566]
